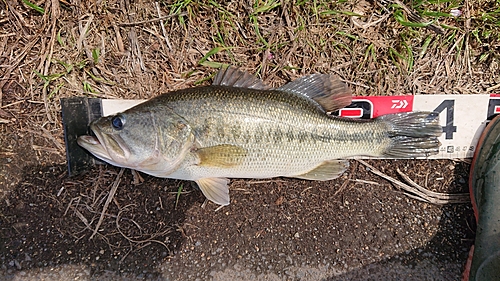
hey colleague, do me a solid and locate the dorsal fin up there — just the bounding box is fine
[277,74,352,112]
[213,66,271,90]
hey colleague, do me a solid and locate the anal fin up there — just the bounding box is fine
[294,160,349,181]
[195,178,230,206]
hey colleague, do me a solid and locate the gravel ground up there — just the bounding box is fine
[1,160,473,281]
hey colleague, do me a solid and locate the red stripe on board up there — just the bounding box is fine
[495,105,500,114]
[352,96,414,118]
[339,108,363,118]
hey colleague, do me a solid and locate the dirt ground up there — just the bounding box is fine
[1,0,499,280]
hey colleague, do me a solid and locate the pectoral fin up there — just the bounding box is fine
[196,144,247,168]
[195,178,230,206]
[294,160,349,181]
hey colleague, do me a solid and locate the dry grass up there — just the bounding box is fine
[0,0,498,220]
[1,0,498,179]
[0,0,499,274]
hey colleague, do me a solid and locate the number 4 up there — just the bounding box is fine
[433,100,456,140]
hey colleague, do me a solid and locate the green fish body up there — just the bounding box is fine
[78,67,442,205]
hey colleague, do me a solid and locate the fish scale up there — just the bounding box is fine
[150,87,381,173]
[78,66,442,206]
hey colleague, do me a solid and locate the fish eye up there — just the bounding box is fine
[111,115,125,130]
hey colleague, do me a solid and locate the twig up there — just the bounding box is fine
[115,206,171,253]
[351,13,390,29]
[487,83,500,92]
[155,2,172,51]
[118,13,187,27]
[75,209,93,231]
[396,168,468,202]
[0,37,39,107]
[90,168,124,240]
[113,25,125,53]
[1,100,25,108]
[76,14,94,52]
[130,169,144,185]
[123,0,145,71]
[357,160,469,204]
[40,126,65,151]
[463,0,472,75]
[63,197,81,217]
[247,179,286,184]
[24,127,65,152]
[334,161,357,196]
[343,79,370,89]
[0,33,16,37]
[37,0,61,123]
[353,179,380,185]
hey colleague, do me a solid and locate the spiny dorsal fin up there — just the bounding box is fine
[213,66,271,90]
[277,74,352,112]
[196,144,247,168]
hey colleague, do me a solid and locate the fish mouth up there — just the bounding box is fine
[77,124,129,165]
[77,135,113,162]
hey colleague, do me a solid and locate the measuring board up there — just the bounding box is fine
[61,94,500,175]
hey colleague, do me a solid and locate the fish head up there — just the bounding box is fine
[77,105,193,176]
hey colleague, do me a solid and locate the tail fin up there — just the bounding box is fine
[378,112,442,158]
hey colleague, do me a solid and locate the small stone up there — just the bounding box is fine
[450,9,462,17]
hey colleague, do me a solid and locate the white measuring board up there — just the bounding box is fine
[102,99,146,116]
[100,94,500,159]
[412,95,491,159]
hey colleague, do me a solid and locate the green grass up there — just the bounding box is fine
[36,0,500,103]
[418,35,432,58]
[198,46,231,68]
[91,48,100,64]
[468,1,500,65]
[34,68,68,99]
[82,81,95,94]
[22,0,44,14]
[175,184,183,209]
[168,0,192,27]
[249,0,282,48]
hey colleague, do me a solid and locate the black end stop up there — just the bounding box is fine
[61,97,102,176]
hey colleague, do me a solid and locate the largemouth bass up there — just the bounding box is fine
[78,67,442,206]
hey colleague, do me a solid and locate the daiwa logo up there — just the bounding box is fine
[391,99,408,109]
